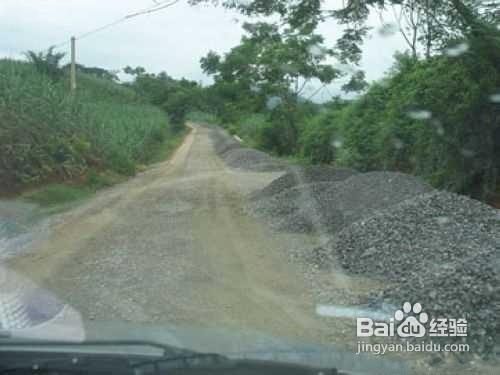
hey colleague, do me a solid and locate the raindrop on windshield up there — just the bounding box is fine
[489,93,500,103]
[436,216,451,225]
[461,149,475,158]
[280,64,298,74]
[407,110,432,120]
[432,120,445,135]
[308,44,326,58]
[444,42,469,57]
[392,138,404,150]
[436,125,445,136]
[331,137,344,149]
[250,84,261,93]
[333,63,356,74]
[234,0,253,6]
[266,96,282,110]
[377,23,398,37]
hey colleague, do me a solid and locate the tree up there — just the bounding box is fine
[202,21,338,99]
[62,64,118,81]
[24,47,66,80]
[123,66,146,77]
[124,67,205,128]
[191,0,500,63]
[200,21,339,153]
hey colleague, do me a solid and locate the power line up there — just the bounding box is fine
[76,0,181,40]
[49,0,181,50]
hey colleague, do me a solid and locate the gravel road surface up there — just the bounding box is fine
[5,124,496,374]
[6,125,345,345]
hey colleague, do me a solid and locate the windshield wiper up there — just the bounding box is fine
[0,350,342,375]
[0,339,182,355]
[1,352,228,375]
[133,353,341,375]
[0,344,212,374]
[0,341,342,374]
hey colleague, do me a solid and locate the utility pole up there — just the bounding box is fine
[70,36,77,92]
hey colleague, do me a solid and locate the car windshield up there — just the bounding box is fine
[1,1,499,374]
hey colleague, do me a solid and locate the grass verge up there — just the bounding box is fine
[147,127,189,165]
[22,127,189,207]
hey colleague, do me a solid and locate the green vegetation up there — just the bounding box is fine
[122,66,207,131]
[191,0,500,202]
[0,56,186,198]
[3,0,499,204]
[24,184,93,207]
[0,59,170,189]
[186,111,218,125]
[147,126,190,164]
[299,51,500,198]
[22,169,129,207]
[16,124,189,208]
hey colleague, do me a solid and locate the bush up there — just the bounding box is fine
[236,113,268,143]
[186,111,218,125]
[24,184,92,206]
[300,110,338,164]
[298,51,500,199]
[0,59,173,190]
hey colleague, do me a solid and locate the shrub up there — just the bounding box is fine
[0,59,173,190]
[299,51,500,199]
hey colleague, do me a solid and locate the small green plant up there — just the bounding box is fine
[24,47,65,80]
[86,169,125,191]
[186,111,219,125]
[24,184,92,206]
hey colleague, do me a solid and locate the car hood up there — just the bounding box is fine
[4,319,410,375]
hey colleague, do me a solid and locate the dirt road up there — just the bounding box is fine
[5,125,494,374]
[7,125,344,344]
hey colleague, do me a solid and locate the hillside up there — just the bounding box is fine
[0,59,176,193]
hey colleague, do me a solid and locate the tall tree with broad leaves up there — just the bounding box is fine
[190,0,500,63]
[201,21,339,103]
[200,20,339,153]
[25,47,66,80]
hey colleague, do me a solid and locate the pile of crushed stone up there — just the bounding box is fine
[249,165,358,200]
[212,126,500,358]
[324,191,500,357]
[222,148,285,172]
[247,171,433,234]
[209,127,285,172]
[210,127,242,156]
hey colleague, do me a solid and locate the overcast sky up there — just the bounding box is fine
[0,0,408,100]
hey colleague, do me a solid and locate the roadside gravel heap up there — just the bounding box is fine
[211,127,242,156]
[222,148,286,172]
[210,128,286,172]
[249,165,358,200]
[327,191,500,357]
[248,172,433,234]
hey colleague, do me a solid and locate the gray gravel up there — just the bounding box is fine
[214,127,500,359]
[223,148,286,172]
[326,191,500,357]
[249,166,358,200]
[210,127,286,172]
[210,127,242,156]
[254,175,499,358]
[248,171,433,234]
